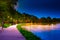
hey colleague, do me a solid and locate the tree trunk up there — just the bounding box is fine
[1,17,4,31]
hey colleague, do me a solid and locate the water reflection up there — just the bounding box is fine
[22,24,60,40]
[22,24,57,32]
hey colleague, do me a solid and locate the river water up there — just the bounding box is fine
[22,23,60,40]
[31,24,60,40]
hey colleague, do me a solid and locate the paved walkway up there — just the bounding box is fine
[0,25,25,40]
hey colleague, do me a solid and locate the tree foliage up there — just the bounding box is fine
[0,0,60,25]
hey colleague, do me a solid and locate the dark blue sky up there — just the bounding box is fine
[16,0,60,18]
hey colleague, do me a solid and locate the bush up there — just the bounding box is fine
[3,24,11,28]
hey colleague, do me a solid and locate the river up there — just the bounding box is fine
[22,23,60,40]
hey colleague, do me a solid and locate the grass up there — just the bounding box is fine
[3,23,12,28]
[17,24,41,40]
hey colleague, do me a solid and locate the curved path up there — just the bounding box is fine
[0,24,25,40]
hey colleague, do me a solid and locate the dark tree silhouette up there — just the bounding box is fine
[0,0,18,31]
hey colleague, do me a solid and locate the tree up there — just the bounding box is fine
[39,17,47,23]
[0,3,5,30]
[0,0,18,31]
[47,17,52,24]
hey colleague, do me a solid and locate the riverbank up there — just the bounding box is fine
[19,23,60,40]
[17,24,41,40]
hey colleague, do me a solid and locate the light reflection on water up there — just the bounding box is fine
[22,24,58,32]
[22,24,60,40]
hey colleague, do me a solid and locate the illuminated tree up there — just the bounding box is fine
[0,0,18,31]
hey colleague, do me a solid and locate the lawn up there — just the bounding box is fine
[17,24,41,40]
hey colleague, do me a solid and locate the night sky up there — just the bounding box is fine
[16,0,60,18]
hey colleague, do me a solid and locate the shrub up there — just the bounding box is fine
[3,23,11,28]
